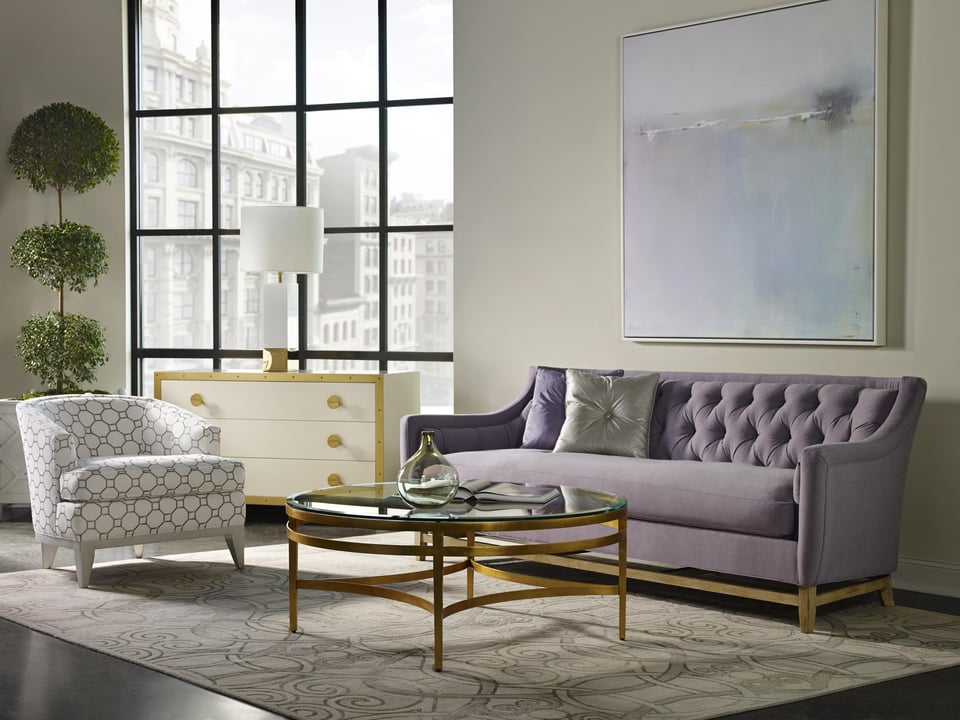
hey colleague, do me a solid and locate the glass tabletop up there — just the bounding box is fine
[286,482,626,522]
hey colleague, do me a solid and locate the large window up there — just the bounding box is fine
[129,0,454,409]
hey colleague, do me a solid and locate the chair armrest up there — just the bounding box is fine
[400,368,538,460]
[147,400,221,455]
[795,377,926,586]
[16,403,78,509]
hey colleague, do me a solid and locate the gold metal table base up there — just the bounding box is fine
[287,510,627,671]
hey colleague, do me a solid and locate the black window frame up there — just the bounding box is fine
[126,0,454,394]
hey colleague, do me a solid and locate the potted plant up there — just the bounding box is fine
[0,102,120,510]
[6,101,120,397]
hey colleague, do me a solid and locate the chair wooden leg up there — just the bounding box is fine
[879,575,895,607]
[799,585,816,633]
[40,543,58,569]
[225,528,244,569]
[74,545,96,588]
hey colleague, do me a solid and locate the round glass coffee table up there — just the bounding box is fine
[286,482,627,671]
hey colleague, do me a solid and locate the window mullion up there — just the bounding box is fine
[378,0,389,371]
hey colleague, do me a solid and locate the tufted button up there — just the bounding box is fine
[604,412,613,419]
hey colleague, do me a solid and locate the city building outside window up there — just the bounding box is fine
[130,0,453,411]
[173,247,194,276]
[144,65,157,92]
[145,152,159,183]
[176,200,199,228]
[145,196,160,227]
[177,159,198,187]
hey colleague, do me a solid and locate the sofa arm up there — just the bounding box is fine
[795,377,926,586]
[400,368,538,460]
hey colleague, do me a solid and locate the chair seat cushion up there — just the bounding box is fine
[60,454,245,502]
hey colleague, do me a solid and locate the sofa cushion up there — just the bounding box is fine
[521,366,623,450]
[554,370,659,458]
[60,454,245,502]
[447,448,796,538]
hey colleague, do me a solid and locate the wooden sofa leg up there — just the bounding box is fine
[799,586,816,633]
[879,575,895,607]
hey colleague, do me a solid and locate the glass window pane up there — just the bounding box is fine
[220,113,297,229]
[133,0,452,398]
[219,233,264,350]
[143,358,214,399]
[307,110,379,226]
[139,1,211,110]
[389,361,452,413]
[387,0,453,100]
[140,236,214,349]
[306,359,379,374]
[307,234,379,352]
[307,0,378,104]
[388,232,452,353]
[220,0,295,107]
[222,358,268,372]
[139,116,212,230]
[388,106,452,224]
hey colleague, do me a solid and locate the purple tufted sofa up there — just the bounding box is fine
[401,368,927,631]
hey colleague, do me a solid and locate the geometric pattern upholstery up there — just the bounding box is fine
[16,394,245,587]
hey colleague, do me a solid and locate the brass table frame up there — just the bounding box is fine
[286,496,627,671]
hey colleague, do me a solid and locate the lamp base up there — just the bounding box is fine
[262,348,289,372]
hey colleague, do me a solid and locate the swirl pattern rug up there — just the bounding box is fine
[0,537,958,720]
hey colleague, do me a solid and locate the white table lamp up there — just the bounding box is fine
[240,206,324,371]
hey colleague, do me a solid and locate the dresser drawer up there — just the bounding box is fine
[162,380,376,422]
[219,419,376,461]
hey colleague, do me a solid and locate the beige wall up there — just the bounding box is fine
[0,0,127,399]
[454,0,960,595]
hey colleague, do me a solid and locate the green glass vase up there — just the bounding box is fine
[397,430,460,508]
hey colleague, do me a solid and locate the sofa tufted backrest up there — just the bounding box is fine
[631,372,903,470]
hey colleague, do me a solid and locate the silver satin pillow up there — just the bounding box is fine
[553,370,660,457]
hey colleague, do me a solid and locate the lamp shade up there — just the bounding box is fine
[239,206,324,274]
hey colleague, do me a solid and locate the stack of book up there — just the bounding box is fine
[454,478,561,505]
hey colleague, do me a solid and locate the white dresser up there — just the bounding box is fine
[155,371,420,505]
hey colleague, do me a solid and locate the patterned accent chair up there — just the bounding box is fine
[17,395,246,587]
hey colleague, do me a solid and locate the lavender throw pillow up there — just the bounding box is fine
[521,366,624,450]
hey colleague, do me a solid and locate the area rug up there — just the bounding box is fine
[1,537,959,720]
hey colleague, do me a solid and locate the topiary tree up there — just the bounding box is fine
[7,102,120,396]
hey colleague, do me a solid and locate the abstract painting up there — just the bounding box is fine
[621,0,886,344]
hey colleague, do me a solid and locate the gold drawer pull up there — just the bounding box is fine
[190,393,204,407]
[327,395,341,409]
[327,473,342,486]
[327,434,342,448]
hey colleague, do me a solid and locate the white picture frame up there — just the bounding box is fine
[621,0,887,345]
